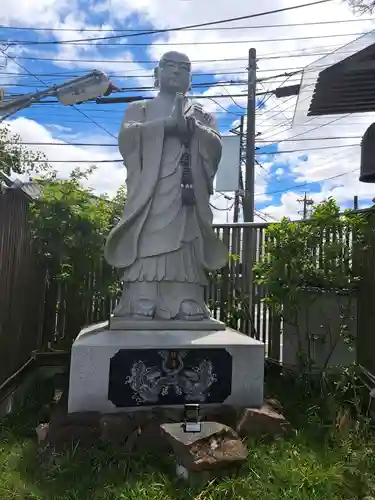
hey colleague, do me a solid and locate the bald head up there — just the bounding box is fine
[155,51,192,94]
[159,51,191,68]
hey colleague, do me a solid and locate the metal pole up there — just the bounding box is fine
[244,48,256,222]
[242,49,257,329]
[233,115,244,223]
[354,195,358,210]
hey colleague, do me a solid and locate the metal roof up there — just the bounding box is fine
[293,30,375,127]
[309,43,375,115]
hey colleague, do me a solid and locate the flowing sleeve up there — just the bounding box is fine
[119,101,166,201]
[105,101,165,269]
[118,102,145,197]
[194,114,222,195]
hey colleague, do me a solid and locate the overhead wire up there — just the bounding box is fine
[0,69,302,80]
[204,98,244,116]
[255,168,359,197]
[257,113,352,145]
[5,137,362,148]
[1,17,373,32]
[6,39,370,64]
[1,17,374,33]
[3,31,366,47]
[218,86,248,111]
[8,144,360,163]
[0,1,332,44]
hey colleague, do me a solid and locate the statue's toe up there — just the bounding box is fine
[132,299,155,319]
[178,300,209,321]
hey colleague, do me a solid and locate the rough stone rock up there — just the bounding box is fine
[46,401,101,449]
[100,414,134,445]
[35,423,50,444]
[201,405,238,428]
[132,409,182,452]
[99,410,178,451]
[161,421,248,472]
[236,403,290,438]
[265,398,284,413]
[135,420,169,453]
[47,422,100,449]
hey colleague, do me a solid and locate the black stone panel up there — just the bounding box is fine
[108,348,232,408]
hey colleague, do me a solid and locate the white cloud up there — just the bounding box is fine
[0,0,74,29]
[5,117,124,196]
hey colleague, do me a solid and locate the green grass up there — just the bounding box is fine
[1,376,375,500]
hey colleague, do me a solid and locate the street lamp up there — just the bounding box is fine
[0,70,119,120]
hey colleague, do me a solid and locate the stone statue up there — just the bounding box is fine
[104,51,228,321]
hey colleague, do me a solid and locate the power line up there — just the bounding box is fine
[255,168,359,197]
[0,55,293,63]
[260,113,352,145]
[0,1,332,44]
[0,17,372,32]
[258,143,360,154]
[2,79,248,92]
[204,98,244,116]
[5,139,361,148]
[254,209,270,222]
[3,31,366,46]
[19,93,258,104]
[11,144,360,163]
[0,57,312,75]
[20,109,237,117]
[0,70,248,78]
[297,192,314,218]
[0,69,302,80]
[255,208,279,222]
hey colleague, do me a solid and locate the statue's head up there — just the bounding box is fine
[154,51,191,94]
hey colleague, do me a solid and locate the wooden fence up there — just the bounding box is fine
[207,224,281,361]
[40,257,116,352]
[1,190,374,387]
[357,210,375,375]
[0,191,47,386]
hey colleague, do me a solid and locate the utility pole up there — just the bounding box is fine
[353,195,358,210]
[241,48,257,321]
[233,115,244,223]
[297,192,314,219]
[243,48,257,222]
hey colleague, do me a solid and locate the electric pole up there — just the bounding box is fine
[243,48,256,222]
[233,115,244,223]
[297,192,314,219]
[353,195,358,210]
[241,48,257,319]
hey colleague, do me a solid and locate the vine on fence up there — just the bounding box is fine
[253,198,367,384]
[28,167,124,345]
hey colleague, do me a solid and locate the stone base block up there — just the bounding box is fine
[68,321,264,414]
[161,421,248,472]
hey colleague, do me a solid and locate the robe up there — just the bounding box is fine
[104,97,228,285]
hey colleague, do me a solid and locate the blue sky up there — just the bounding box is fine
[1,0,375,221]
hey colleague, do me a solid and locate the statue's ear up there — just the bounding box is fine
[154,66,159,88]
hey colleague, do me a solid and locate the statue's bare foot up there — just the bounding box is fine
[131,299,155,319]
[178,300,209,321]
[113,297,130,317]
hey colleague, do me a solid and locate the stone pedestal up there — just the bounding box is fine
[68,321,264,414]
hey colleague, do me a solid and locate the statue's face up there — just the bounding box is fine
[158,52,191,93]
